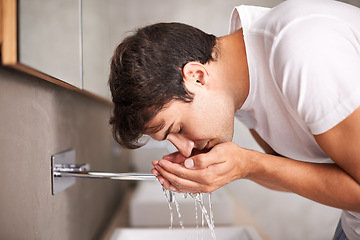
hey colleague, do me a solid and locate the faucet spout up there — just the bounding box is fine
[53,163,156,181]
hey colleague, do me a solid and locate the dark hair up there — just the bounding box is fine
[109,22,217,149]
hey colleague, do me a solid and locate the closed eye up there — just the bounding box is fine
[178,127,183,134]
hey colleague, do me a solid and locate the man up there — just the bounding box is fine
[108,0,360,239]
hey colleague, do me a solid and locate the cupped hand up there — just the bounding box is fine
[151,142,253,193]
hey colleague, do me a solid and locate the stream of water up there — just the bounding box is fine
[161,186,216,240]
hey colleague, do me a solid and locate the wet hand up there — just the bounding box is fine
[151,142,252,193]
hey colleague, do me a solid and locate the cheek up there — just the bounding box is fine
[214,110,235,140]
[187,99,234,140]
[182,115,209,140]
[187,123,207,139]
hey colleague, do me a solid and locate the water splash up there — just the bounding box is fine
[161,187,174,230]
[194,195,203,240]
[190,193,216,239]
[208,193,214,234]
[173,193,185,230]
[159,183,216,239]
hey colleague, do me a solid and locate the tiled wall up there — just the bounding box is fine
[0,66,130,240]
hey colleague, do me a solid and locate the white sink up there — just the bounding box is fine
[110,226,262,240]
[129,181,234,227]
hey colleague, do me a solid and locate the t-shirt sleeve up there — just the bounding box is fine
[270,16,360,135]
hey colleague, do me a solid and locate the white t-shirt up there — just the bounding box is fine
[230,0,360,239]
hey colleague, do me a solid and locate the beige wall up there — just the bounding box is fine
[0,66,130,240]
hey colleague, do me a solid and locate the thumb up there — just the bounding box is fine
[184,153,210,169]
[184,158,195,169]
[185,148,225,169]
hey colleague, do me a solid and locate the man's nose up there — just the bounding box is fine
[167,134,195,158]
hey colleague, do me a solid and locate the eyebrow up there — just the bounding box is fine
[163,122,174,141]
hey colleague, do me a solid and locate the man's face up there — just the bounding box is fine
[146,94,235,158]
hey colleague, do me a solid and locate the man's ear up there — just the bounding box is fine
[182,61,208,87]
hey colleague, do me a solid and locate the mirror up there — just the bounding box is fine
[18,0,82,88]
[1,0,110,101]
[2,0,82,89]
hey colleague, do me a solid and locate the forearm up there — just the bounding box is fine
[252,179,290,192]
[245,150,360,212]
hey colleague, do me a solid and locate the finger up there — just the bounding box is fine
[163,151,179,159]
[151,167,160,176]
[186,151,226,169]
[153,165,182,192]
[163,151,187,163]
[152,168,174,190]
[168,178,204,193]
[158,159,196,180]
[166,171,214,193]
[157,160,222,193]
[156,161,207,191]
[157,164,219,193]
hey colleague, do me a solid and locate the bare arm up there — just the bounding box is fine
[249,129,289,191]
[246,107,360,211]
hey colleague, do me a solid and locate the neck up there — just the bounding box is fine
[216,29,249,111]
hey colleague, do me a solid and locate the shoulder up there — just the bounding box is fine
[267,6,360,134]
[270,10,360,85]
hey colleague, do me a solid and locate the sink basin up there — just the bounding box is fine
[110,226,262,240]
[130,181,234,227]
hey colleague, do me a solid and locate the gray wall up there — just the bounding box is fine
[0,66,130,240]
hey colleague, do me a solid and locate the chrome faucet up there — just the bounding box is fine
[53,163,156,180]
[51,149,156,195]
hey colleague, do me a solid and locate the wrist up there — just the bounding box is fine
[241,148,265,181]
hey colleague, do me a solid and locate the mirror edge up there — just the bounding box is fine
[1,0,17,65]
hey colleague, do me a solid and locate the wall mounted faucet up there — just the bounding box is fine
[51,149,156,195]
